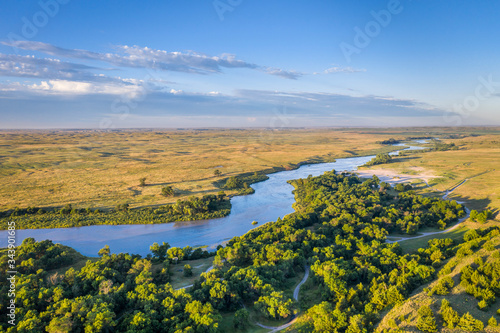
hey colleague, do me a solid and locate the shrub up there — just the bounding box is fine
[440,299,460,329]
[224,176,243,189]
[161,186,175,197]
[428,276,454,296]
[416,306,437,332]
[458,312,484,331]
[233,309,249,329]
[183,264,193,277]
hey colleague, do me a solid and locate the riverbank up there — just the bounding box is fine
[2,128,440,211]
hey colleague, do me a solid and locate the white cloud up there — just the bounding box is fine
[2,40,302,79]
[323,66,366,74]
[169,89,183,95]
[265,68,304,80]
[4,79,142,97]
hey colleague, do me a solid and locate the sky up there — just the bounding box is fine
[0,0,499,129]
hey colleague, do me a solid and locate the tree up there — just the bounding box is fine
[139,177,147,187]
[233,309,249,329]
[214,169,222,177]
[416,306,437,332]
[255,291,293,320]
[488,316,498,327]
[98,245,110,257]
[150,242,170,260]
[308,302,348,332]
[224,176,243,189]
[183,264,193,277]
[161,186,175,197]
[395,183,405,192]
[167,247,185,262]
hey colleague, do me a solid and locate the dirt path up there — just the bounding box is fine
[255,265,310,332]
[386,179,469,244]
[175,265,215,290]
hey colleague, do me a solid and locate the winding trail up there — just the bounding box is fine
[386,179,469,244]
[255,265,310,332]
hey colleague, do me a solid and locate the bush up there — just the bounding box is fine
[458,312,484,331]
[161,186,175,197]
[416,306,437,332]
[428,276,454,296]
[364,153,392,166]
[183,264,192,277]
[441,299,460,328]
[224,176,243,189]
[233,309,249,329]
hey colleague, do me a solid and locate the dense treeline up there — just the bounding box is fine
[364,153,392,166]
[290,171,465,234]
[0,194,230,230]
[377,138,400,145]
[0,171,474,332]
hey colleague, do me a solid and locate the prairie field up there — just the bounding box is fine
[360,133,500,218]
[0,127,498,214]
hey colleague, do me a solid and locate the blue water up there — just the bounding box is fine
[0,144,424,256]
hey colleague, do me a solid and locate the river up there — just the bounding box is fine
[0,143,426,256]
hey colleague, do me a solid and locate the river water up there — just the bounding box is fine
[1,143,426,256]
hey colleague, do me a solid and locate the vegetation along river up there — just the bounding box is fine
[1,143,426,256]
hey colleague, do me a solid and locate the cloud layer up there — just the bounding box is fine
[2,41,303,79]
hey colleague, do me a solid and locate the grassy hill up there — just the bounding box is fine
[376,225,500,332]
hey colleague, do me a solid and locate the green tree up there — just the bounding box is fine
[395,183,405,192]
[255,291,293,320]
[214,169,222,177]
[139,177,147,186]
[150,242,170,260]
[98,245,110,257]
[233,309,249,329]
[183,264,193,277]
[308,302,348,332]
[167,247,185,262]
[224,176,243,189]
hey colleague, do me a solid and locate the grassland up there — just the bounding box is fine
[1,127,497,220]
[359,133,500,219]
[0,127,443,211]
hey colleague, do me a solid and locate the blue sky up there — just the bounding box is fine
[1,0,499,128]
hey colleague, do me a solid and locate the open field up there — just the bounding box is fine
[1,127,498,212]
[359,133,500,218]
[165,256,214,290]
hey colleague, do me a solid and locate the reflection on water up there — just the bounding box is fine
[0,144,424,256]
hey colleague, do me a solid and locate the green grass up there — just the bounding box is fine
[163,256,214,290]
[396,225,469,254]
[218,312,269,333]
